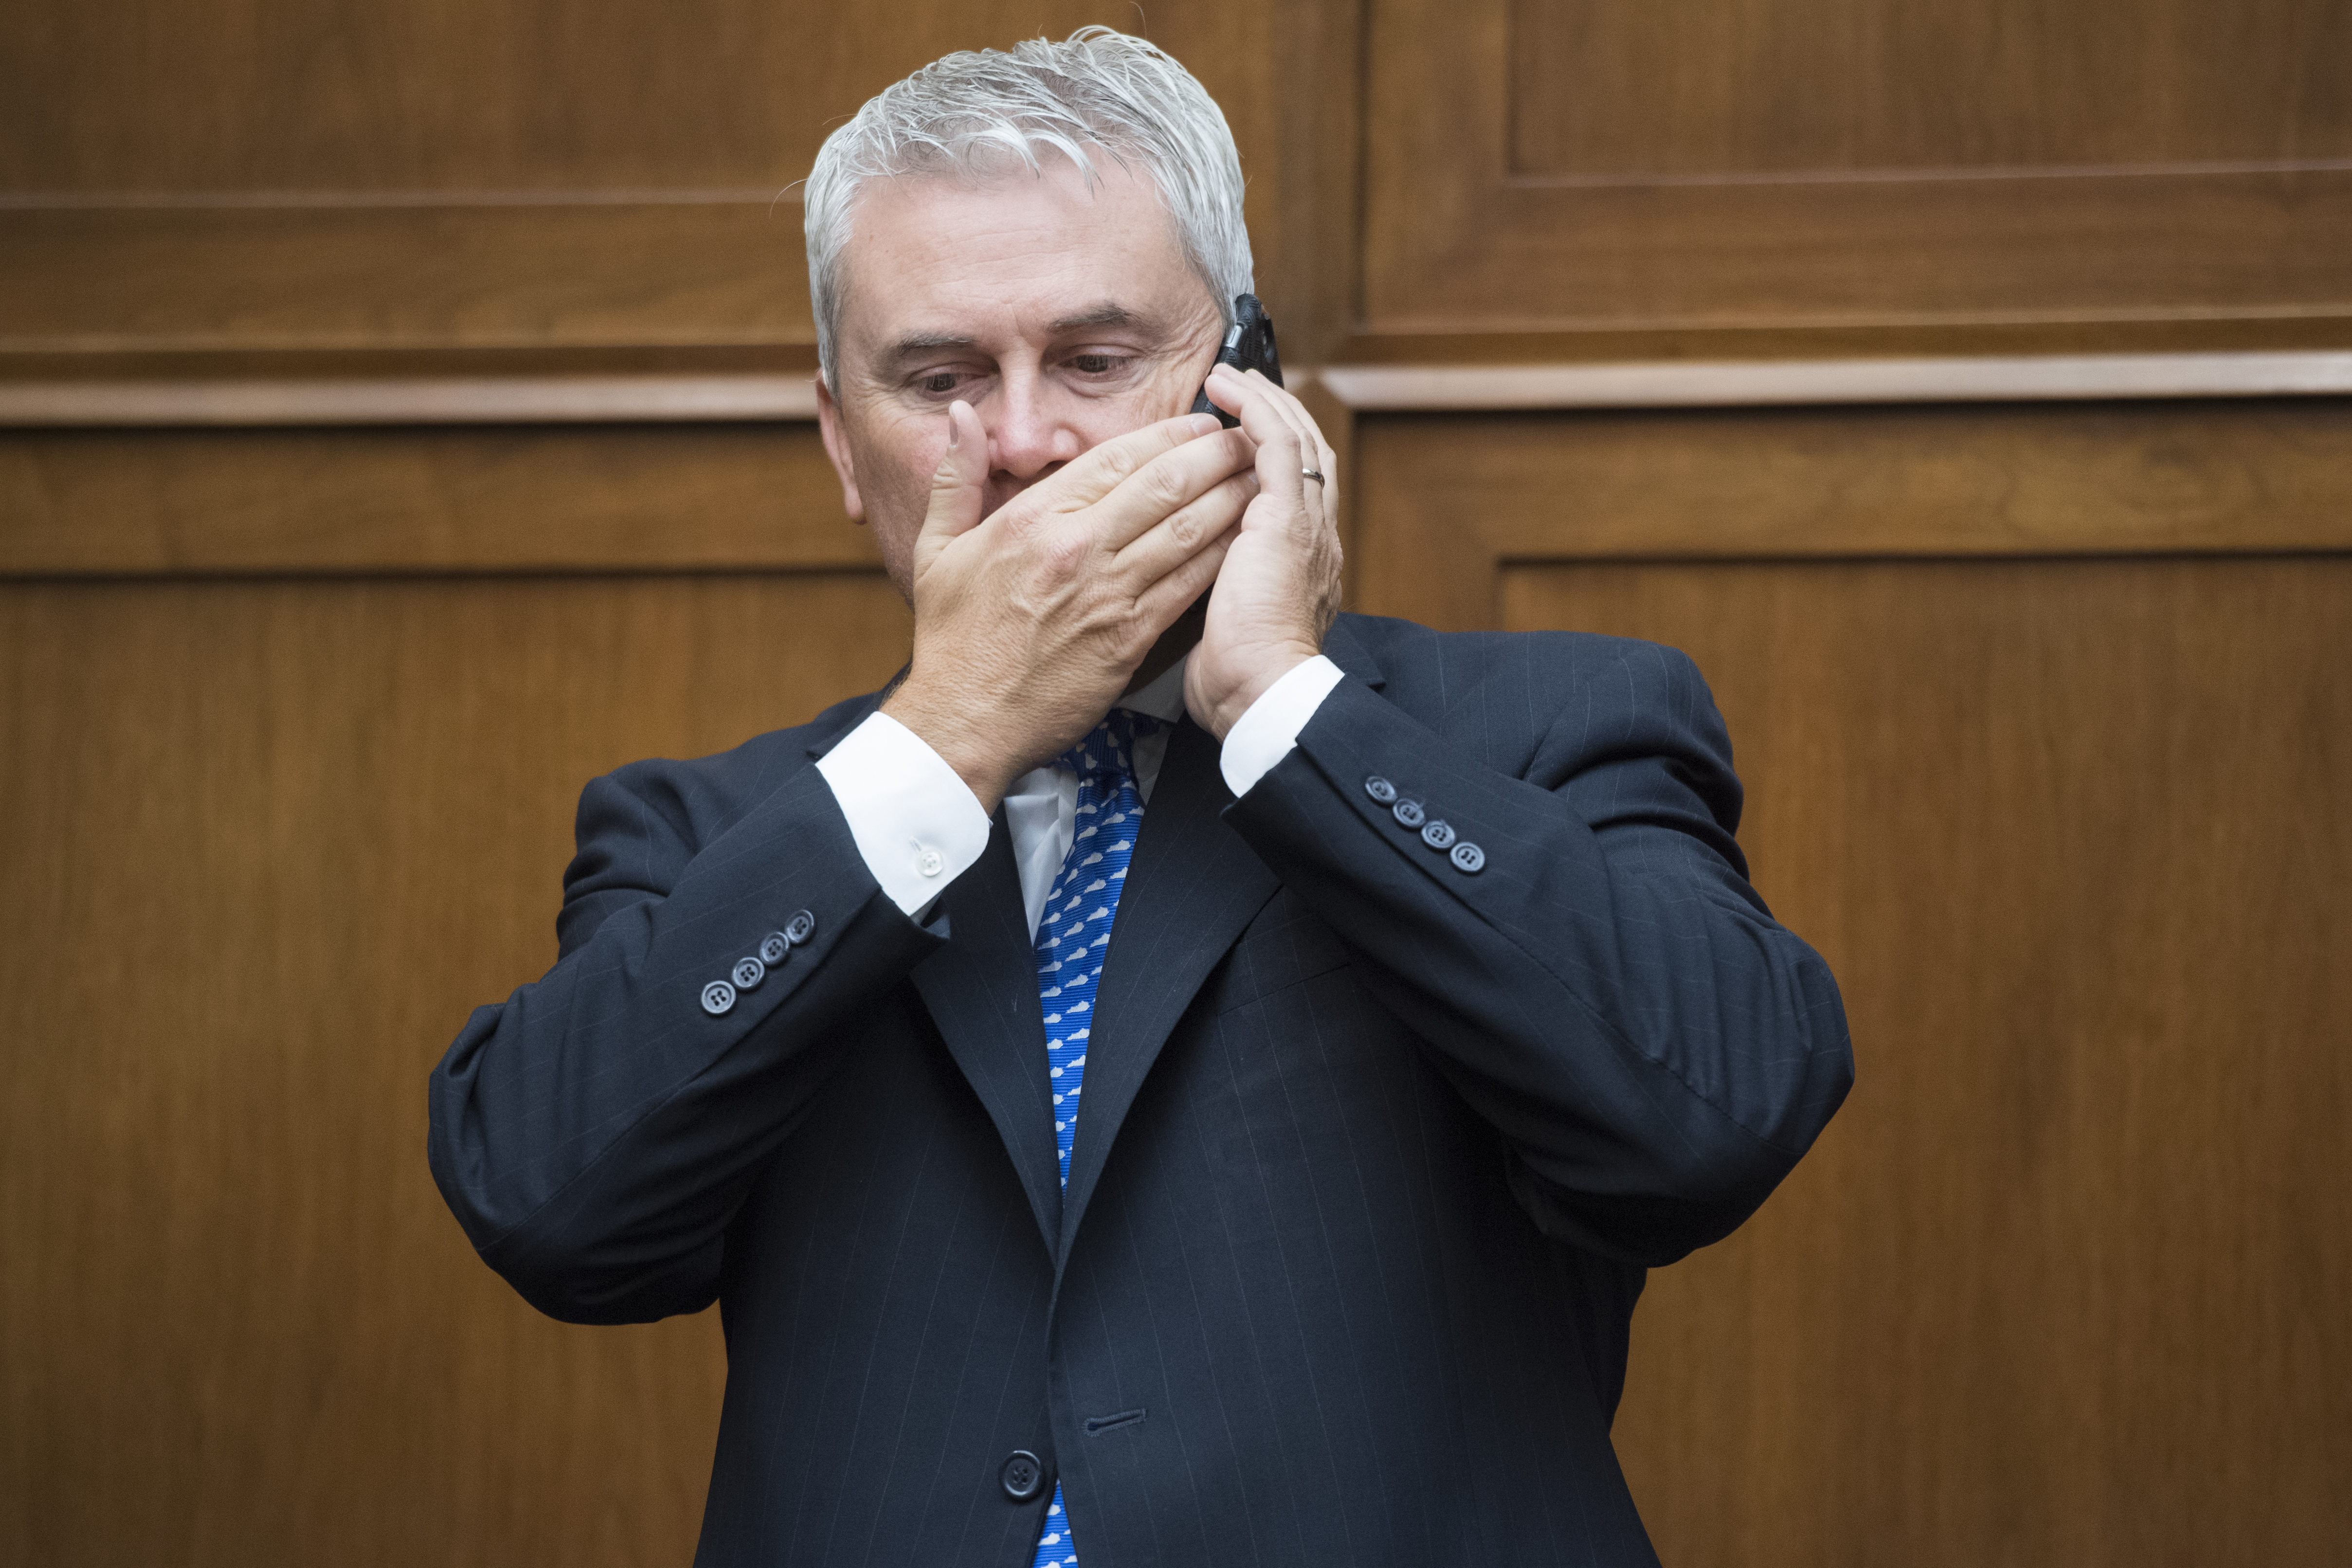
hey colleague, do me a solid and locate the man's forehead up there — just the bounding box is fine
[849,157,1166,250]
[880,301,1144,349]
[835,168,1209,360]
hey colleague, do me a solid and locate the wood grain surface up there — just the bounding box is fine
[1317,353,2352,411]
[8,0,2351,1560]
[0,375,825,427]
[0,424,862,576]
[0,1,1271,193]
[0,202,815,355]
[1498,556,2352,1567]
[1364,0,2352,341]
[1507,0,2352,176]
[1353,399,2352,627]
[0,0,1291,366]
[0,573,912,1567]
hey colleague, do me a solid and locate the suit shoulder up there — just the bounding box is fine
[555,687,882,955]
[1332,612,1710,719]
[579,686,882,854]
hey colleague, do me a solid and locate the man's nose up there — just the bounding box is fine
[986,374,1085,482]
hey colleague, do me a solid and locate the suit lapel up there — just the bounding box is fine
[1057,715,1281,1261]
[899,622,1389,1266]
[909,813,1064,1252]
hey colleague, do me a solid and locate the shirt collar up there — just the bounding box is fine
[1115,648,1190,725]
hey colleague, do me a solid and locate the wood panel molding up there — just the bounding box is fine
[0,2,1313,367]
[1321,352,2352,411]
[0,375,822,427]
[1359,0,2352,344]
[0,425,868,577]
[18,354,2352,428]
[1353,398,2352,630]
[0,201,814,355]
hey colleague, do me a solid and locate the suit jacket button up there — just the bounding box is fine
[700,979,737,1016]
[758,932,790,966]
[1450,841,1485,874]
[1421,819,1456,850]
[1393,798,1426,829]
[785,910,817,945]
[730,956,765,991]
[1364,775,1398,804]
[1000,1450,1048,1502]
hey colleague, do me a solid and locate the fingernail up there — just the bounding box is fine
[947,402,965,449]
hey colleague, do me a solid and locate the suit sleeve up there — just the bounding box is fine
[1221,642,1853,1266]
[427,758,944,1324]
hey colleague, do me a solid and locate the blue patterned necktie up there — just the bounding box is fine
[1028,707,1162,1568]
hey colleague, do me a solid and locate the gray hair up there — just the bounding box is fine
[804,27,1253,388]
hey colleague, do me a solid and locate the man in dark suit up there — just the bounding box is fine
[429,29,1852,1568]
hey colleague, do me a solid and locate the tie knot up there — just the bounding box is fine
[1056,709,1166,780]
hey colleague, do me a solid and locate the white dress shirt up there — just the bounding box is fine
[814,651,1346,937]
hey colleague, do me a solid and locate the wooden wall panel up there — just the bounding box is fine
[9,0,2349,1562]
[1494,556,2352,1567]
[1352,398,2352,628]
[0,203,814,355]
[0,424,860,575]
[0,1,1302,368]
[1508,0,2352,176]
[1361,0,2352,351]
[0,573,913,1567]
[0,0,1275,194]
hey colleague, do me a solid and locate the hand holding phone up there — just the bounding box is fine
[1190,294,1283,427]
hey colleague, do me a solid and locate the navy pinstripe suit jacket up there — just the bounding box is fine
[429,612,1852,1567]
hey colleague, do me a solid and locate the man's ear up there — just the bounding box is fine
[814,373,867,523]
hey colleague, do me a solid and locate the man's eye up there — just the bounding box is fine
[918,372,960,394]
[1069,354,1122,374]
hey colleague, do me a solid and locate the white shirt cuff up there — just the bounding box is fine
[1219,654,1346,798]
[814,710,993,918]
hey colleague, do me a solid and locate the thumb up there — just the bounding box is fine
[913,400,988,577]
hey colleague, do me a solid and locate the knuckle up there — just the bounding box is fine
[1136,462,1191,513]
[1093,441,1144,483]
[1168,501,1212,549]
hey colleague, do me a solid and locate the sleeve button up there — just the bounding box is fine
[1364,775,1398,804]
[700,979,738,1015]
[1421,819,1456,850]
[758,932,790,965]
[1449,842,1485,874]
[917,847,945,877]
[1392,798,1426,829]
[785,910,816,945]
[731,956,765,990]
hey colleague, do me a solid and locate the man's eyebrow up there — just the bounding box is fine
[877,304,1160,370]
[880,331,977,366]
[1048,302,1150,334]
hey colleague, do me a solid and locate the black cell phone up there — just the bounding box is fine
[1190,293,1283,428]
